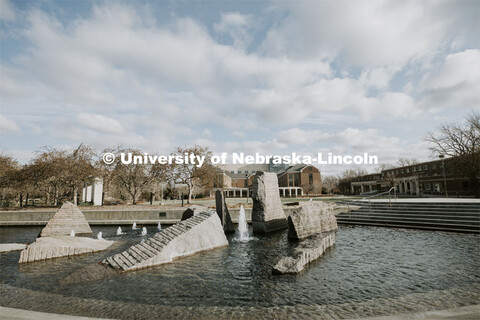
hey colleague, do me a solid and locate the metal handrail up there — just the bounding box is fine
[364,187,396,212]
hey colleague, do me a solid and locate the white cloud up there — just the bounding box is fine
[0,115,21,133]
[0,0,15,22]
[261,1,477,68]
[214,12,252,49]
[0,1,477,164]
[418,49,480,111]
[76,113,124,134]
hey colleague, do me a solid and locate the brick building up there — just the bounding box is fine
[217,163,322,197]
[351,158,475,197]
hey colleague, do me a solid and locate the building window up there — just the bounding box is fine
[245,171,249,174]
[294,174,299,186]
[309,166,313,172]
[289,174,293,186]
[423,165,428,170]
[412,167,416,172]
[309,173,313,185]
[406,168,410,173]
[230,171,234,174]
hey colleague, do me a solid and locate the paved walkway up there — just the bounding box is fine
[0,244,26,253]
[1,305,478,320]
[360,198,480,203]
[356,304,480,319]
[0,307,112,320]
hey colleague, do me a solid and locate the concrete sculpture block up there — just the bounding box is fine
[40,202,92,237]
[251,172,287,233]
[19,236,113,263]
[215,190,235,233]
[272,232,335,274]
[102,210,228,272]
[288,201,338,240]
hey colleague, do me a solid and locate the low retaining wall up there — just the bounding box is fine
[0,208,256,226]
[0,206,346,226]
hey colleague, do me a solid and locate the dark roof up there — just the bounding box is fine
[277,164,307,177]
[227,172,254,179]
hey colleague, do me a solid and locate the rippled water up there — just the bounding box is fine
[0,225,479,309]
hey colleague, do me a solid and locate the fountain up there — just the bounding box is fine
[237,205,251,242]
[141,227,147,236]
[116,227,124,235]
[97,232,103,240]
[70,230,75,237]
[132,222,138,230]
[157,222,162,231]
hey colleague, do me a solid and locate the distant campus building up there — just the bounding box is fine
[350,158,474,197]
[216,162,322,197]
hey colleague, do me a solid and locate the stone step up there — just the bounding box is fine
[337,218,480,231]
[338,220,480,233]
[338,211,480,220]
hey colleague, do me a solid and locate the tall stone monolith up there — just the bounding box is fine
[215,190,235,233]
[251,172,287,233]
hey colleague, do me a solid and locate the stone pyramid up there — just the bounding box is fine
[40,202,92,237]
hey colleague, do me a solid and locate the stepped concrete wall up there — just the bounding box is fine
[18,236,114,263]
[288,202,338,240]
[251,172,287,233]
[102,210,228,272]
[40,202,92,237]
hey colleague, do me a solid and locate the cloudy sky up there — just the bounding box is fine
[0,0,479,175]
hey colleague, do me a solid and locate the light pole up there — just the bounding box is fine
[439,155,448,198]
[160,183,164,205]
[245,173,249,204]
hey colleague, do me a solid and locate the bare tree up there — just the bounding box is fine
[397,158,418,167]
[170,145,216,204]
[103,147,162,204]
[337,168,368,195]
[322,176,339,194]
[425,111,480,197]
[68,144,97,204]
[20,146,98,206]
[0,155,20,206]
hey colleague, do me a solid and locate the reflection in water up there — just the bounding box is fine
[0,225,479,309]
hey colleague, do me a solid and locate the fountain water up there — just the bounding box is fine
[157,222,162,231]
[132,222,138,230]
[70,230,75,237]
[117,227,124,235]
[97,232,103,240]
[237,205,251,242]
[141,227,147,236]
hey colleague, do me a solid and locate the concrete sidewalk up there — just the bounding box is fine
[1,304,479,320]
[0,307,113,320]
[355,304,480,319]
